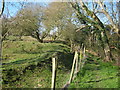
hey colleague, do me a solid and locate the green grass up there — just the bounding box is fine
[2,40,119,88]
[69,55,119,88]
[2,67,70,88]
[2,40,72,88]
[2,41,71,69]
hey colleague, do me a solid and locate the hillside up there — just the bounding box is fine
[2,41,119,88]
[2,40,73,88]
[69,54,119,88]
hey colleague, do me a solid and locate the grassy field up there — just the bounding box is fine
[2,40,119,88]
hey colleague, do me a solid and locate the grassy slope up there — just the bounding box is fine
[69,54,119,88]
[2,40,119,88]
[2,41,71,69]
[2,41,72,88]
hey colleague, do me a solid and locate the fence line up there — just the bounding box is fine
[62,47,86,89]
[51,45,87,89]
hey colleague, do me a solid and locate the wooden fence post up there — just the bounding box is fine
[73,51,78,80]
[51,57,57,90]
[83,46,86,58]
[78,49,82,72]
[75,52,78,73]
[81,46,86,69]
[68,51,77,84]
[78,44,83,71]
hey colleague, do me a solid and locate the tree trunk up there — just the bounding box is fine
[0,0,5,17]
[118,1,120,35]
[37,38,43,43]
[36,31,43,43]
[1,34,7,41]
[100,31,113,62]
[72,2,113,62]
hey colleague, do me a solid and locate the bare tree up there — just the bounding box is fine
[0,0,5,17]
[0,1,5,87]
[70,1,113,62]
[96,0,119,36]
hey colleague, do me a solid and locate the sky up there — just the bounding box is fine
[1,0,118,17]
[3,0,55,2]
[2,0,119,2]
[1,0,119,2]
[2,1,51,17]
[1,0,119,24]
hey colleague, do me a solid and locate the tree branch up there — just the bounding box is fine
[0,0,5,18]
[97,0,119,34]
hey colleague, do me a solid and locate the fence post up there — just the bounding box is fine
[69,51,77,84]
[75,52,78,73]
[83,46,86,58]
[51,57,56,90]
[78,50,82,72]
[73,51,78,80]
[78,44,83,71]
[81,46,86,69]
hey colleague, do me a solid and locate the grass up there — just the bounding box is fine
[2,67,70,88]
[2,40,119,88]
[69,55,119,88]
[2,40,72,88]
[2,41,71,69]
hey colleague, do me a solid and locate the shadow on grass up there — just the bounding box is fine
[3,50,74,70]
[2,51,74,85]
